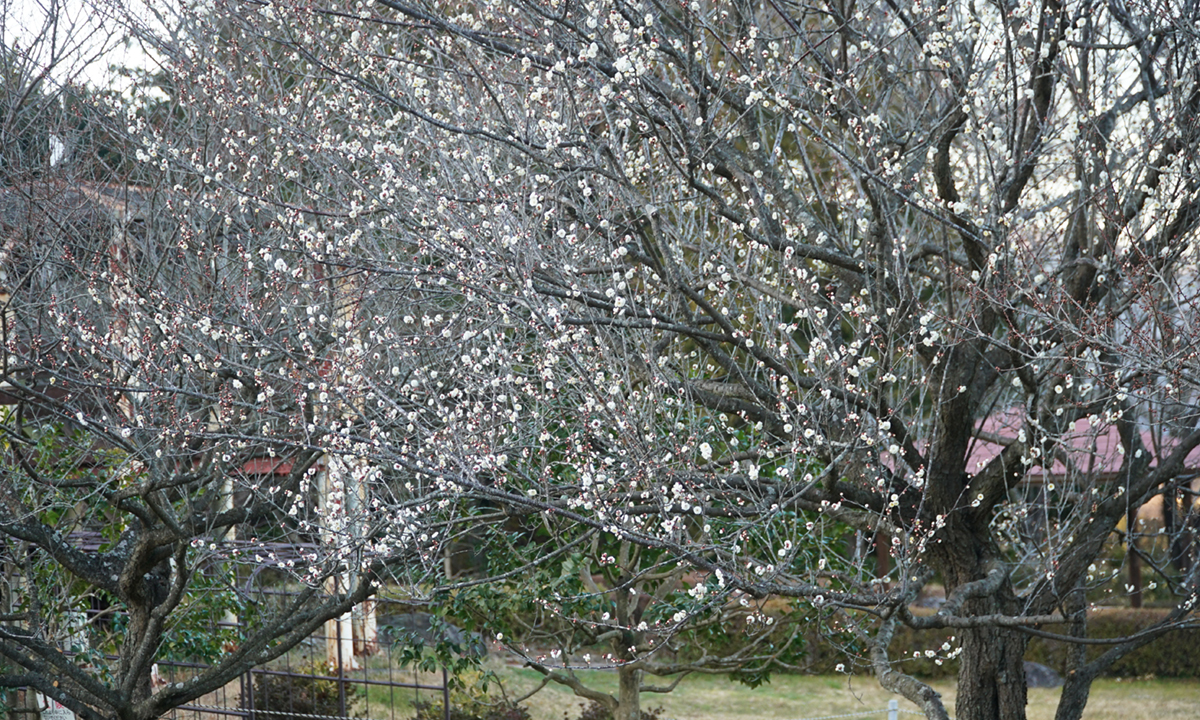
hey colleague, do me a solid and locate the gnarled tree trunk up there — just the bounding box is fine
[616,665,641,720]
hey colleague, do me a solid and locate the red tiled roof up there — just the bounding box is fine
[966,411,1200,480]
[240,458,295,476]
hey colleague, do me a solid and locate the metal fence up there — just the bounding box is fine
[4,532,462,720]
[10,600,451,720]
[154,608,452,720]
[154,653,450,720]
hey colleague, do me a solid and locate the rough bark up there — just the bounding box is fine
[956,625,1028,720]
[1052,593,1091,720]
[933,538,1030,720]
[616,665,642,720]
[868,595,950,720]
[918,343,1029,720]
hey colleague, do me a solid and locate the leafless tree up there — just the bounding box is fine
[0,8,468,718]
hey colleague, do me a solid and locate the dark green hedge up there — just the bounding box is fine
[613,607,1198,681]
[1026,608,1200,679]
[886,608,1200,679]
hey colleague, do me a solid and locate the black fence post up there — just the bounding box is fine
[442,667,449,720]
[336,615,348,719]
[244,668,255,720]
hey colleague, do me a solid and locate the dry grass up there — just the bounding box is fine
[493,666,1199,720]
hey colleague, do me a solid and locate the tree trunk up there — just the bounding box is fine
[612,558,642,720]
[874,531,891,583]
[955,624,1028,720]
[616,665,641,720]
[1054,672,1093,720]
[119,609,155,708]
[1127,507,1143,608]
[931,514,1029,720]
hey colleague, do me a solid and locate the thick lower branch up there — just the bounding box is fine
[869,616,950,720]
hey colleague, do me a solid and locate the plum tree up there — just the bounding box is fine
[6,1,1200,720]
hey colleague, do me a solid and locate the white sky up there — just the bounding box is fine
[3,0,157,92]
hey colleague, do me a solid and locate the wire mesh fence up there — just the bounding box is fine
[152,632,451,720]
[8,589,452,720]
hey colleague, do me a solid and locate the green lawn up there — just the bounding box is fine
[491,666,1200,720]
[335,650,1199,720]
